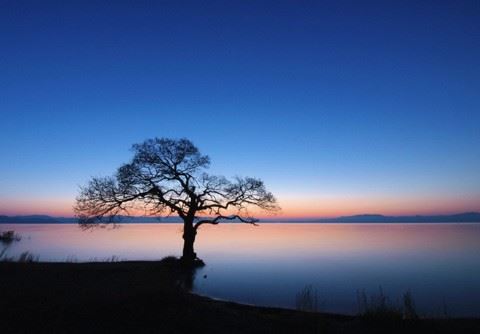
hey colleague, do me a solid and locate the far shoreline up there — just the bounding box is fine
[2,212,480,224]
[2,221,480,225]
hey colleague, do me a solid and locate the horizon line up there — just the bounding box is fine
[2,211,479,220]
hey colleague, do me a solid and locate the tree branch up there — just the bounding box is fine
[194,215,259,230]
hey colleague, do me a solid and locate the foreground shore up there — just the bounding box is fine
[1,260,479,334]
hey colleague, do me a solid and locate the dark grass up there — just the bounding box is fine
[1,259,479,334]
[0,230,21,243]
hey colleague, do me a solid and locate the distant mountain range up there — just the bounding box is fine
[0,215,181,224]
[314,212,480,223]
[1,212,479,224]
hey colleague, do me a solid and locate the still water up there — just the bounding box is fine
[1,223,480,317]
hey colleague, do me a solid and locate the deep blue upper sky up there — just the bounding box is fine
[1,1,479,216]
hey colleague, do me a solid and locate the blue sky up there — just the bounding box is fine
[1,1,479,216]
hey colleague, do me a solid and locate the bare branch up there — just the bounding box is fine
[74,138,279,231]
[194,215,259,230]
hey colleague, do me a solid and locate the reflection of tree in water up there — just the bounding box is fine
[178,265,197,291]
[162,256,204,291]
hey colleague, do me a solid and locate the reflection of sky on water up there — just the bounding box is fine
[2,223,480,316]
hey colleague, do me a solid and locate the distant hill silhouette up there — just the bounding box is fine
[313,212,480,223]
[1,212,480,224]
[0,215,182,224]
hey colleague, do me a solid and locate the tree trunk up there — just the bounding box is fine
[181,219,197,263]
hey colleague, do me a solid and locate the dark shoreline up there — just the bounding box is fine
[1,260,479,334]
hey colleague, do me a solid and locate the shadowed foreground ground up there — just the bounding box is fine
[1,259,479,334]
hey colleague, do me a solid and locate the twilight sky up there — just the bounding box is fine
[1,1,479,217]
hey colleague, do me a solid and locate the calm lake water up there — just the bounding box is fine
[1,223,480,317]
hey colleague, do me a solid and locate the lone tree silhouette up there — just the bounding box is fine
[74,138,279,264]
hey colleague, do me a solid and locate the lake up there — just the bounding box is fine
[1,223,480,317]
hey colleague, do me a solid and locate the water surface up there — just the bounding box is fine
[1,223,479,316]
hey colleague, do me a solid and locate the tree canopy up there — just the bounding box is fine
[74,137,279,262]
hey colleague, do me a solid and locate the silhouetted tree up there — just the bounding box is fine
[74,138,279,264]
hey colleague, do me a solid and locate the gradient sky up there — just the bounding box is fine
[1,1,479,217]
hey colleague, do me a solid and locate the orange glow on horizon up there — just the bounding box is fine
[1,193,479,218]
[0,198,75,217]
[276,195,480,218]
